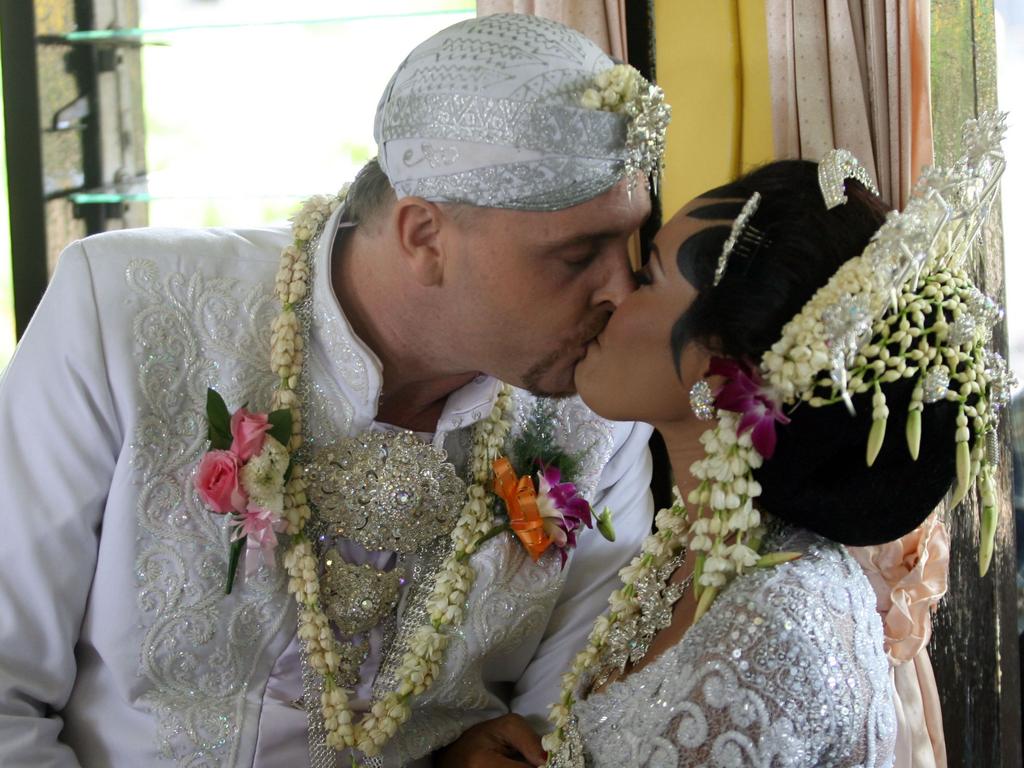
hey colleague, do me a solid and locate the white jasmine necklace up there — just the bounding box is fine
[273,190,514,758]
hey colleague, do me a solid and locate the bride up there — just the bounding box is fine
[544,116,1010,767]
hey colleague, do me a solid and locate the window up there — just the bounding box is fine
[136,0,476,228]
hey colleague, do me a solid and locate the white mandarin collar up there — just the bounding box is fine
[310,204,503,441]
[310,206,383,429]
[432,374,503,446]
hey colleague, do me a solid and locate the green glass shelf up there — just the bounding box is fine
[44,7,475,45]
[68,179,149,204]
[67,176,316,204]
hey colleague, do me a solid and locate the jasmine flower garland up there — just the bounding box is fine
[580,63,670,192]
[273,191,523,757]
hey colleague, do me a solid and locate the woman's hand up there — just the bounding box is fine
[434,713,547,768]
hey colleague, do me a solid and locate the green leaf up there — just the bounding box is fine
[207,388,232,450]
[225,535,245,595]
[268,408,293,447]
[509,398,584,482]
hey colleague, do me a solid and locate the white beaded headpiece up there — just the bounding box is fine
[761,112,1014,573]
[373,14,670,211]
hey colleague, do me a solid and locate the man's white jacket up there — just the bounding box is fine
[0,206,653,767]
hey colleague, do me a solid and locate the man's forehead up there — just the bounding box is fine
[531,188,650,242]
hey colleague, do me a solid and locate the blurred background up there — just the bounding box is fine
[0,0,476,364]
[997,0,1022,394]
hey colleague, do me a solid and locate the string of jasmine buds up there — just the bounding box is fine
[685,412,769,615]
[274,190,516,757]
[275,191,347,535]
[344,385,513,756]
[542,485,690,756]
[274,189,353,746]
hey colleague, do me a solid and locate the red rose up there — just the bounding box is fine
[195,450,247,514]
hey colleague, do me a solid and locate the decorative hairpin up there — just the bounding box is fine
[818,148,880,209]
[714,192,764,286]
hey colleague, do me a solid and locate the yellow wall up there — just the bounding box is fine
[654,0,775,217]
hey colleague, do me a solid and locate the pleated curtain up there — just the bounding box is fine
[476,0,628,59]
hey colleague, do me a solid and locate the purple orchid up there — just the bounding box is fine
[536,465,594,567]
[708,357,791,458]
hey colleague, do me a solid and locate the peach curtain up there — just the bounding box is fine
[766,0,933,208]
[476,0,628,59]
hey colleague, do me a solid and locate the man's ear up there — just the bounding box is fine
[392,197,447,287]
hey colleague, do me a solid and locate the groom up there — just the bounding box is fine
[0,13,662,767]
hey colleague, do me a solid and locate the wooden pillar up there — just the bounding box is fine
[930,2,1022,765]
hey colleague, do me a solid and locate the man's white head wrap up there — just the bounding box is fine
[373,13,669,211]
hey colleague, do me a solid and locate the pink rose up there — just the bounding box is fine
[230,408,271,461]
[195,450,247,514]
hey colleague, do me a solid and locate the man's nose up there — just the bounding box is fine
[593,245,637,308]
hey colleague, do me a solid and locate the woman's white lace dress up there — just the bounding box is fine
[563,529,896,767]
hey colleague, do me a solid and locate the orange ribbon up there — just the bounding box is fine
[492,457,552,561]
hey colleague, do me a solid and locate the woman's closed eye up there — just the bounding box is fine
[633,262,653,286]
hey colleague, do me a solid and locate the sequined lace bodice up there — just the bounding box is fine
[572,529,896,767]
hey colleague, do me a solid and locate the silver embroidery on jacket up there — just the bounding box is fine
[129,258,292,766]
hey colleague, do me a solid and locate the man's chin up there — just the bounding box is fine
[518,362,579,398]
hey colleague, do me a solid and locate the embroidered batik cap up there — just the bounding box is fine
[373,13,668,211]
